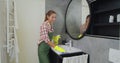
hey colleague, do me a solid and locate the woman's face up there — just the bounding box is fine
[47,13,56,22]
[86,17,90,22]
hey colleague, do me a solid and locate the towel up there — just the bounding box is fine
[8,0,19,63]
[62,54,88,63]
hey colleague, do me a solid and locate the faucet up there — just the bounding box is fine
[65,40,73,47]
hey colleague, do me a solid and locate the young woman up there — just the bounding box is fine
[80,15,90,34]
[38,10,65,63]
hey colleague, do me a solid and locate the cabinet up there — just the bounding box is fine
[87,0,120,39]
[49,48,89,63]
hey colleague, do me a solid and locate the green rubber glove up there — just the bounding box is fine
[54,46,65,53]
[52,35,61,45]
[78,34,83,38]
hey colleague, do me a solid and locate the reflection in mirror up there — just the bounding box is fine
[65,0,90,39]
[80,15,90,34]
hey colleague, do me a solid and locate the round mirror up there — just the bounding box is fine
[65,0,90,39]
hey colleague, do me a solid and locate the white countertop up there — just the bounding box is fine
[51,45,82,55]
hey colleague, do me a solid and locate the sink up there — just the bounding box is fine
[49,45,88,63]
[59,45,82,53]
[51,45,82,55]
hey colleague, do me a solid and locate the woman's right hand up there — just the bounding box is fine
[47,41,65,52]
[54,46,65,53]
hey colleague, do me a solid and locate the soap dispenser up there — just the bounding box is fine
[109,15,114,23]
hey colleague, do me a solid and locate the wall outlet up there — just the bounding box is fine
[109,48,120,63]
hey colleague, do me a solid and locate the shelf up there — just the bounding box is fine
[85,34,120,40]
[87,0,120,38]
[9,12,14,16]
[94,8,120,14]
[9,33,14,35]
[92,0,120,14]
[94,23,120,26]
[9,26,14,27]
[10,19,14,21]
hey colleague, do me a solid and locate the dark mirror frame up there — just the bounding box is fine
[65,0,91,40]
